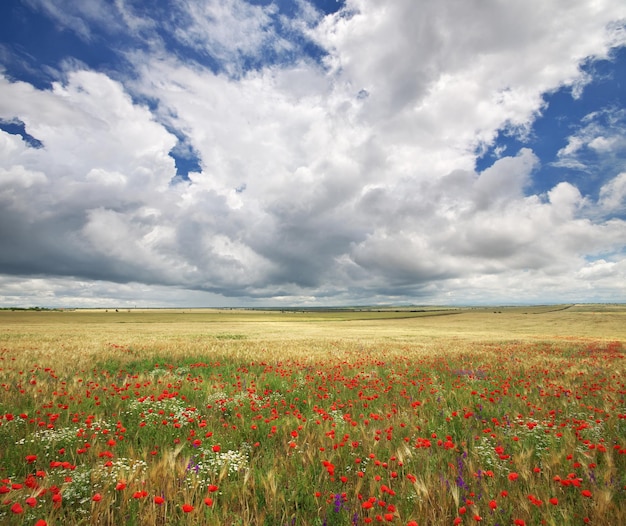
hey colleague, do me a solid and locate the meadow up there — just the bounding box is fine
[0,304,625,525]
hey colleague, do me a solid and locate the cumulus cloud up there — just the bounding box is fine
[313,0,626,157]
[1,0,626,306]
[599,172,626,213]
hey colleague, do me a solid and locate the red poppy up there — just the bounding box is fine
[181,503,194,512]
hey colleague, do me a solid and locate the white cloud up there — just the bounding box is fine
[473,148,537,208]
[313,0,626,157]
[23,0,125,40]
[0,164,47,189]
[599,172,626,212]
[1,0,626,305]
[0,275,239,308]
[547,182,585,221]
[169,0,285,72]
[555,108,626,173]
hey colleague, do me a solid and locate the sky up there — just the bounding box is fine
[0,0,625,308]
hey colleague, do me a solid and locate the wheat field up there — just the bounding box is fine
[0,304,624,525]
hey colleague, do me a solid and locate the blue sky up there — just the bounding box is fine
[0,0,625,308]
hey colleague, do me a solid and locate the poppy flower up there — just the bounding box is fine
[181,503,194,512]
[154,496,165,505]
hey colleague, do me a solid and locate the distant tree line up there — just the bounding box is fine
[0,307,60,311]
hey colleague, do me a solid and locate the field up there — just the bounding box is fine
[0,304,625,525]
